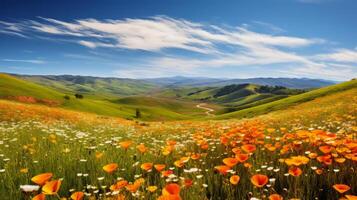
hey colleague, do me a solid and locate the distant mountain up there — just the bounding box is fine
[11,74,336,99]
[143,76,224,87]
[144,77,336,89]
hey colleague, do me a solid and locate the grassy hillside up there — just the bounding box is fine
[144,76,335,89]
[157,84,303,113]
[0,73,208,120]
[0,73,64,100]
[215,79,357,119]
[0,76,355,200]
[16,74,157,97]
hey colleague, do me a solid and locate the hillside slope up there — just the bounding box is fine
[0,73,64,100]
[215,79,357,119]
[145,76,335,89]
[0,74,206,120]
[157,84,304,114]
[15,74,157,97]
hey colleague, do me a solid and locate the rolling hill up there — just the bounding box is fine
[144,76,335,89]
[156,83,305,113]
[215,79,357,119]
[1,73,354,121]
[14,74,336,96]
[14,74,157,97]
[0,73,207,120]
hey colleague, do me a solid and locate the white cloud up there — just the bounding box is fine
[2,59,46,64]
[314,49,357,63]
[0,16,355,80]
[0,16,320,53]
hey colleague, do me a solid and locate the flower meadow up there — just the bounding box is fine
[0,89,356,200]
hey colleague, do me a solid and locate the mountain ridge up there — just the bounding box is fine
[8,73,337,92]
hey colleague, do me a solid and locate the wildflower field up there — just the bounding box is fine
[0,87,356,200]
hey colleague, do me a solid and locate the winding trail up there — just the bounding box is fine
[196,103,215,116]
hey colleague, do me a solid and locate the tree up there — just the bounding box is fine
[74,94,83,99]
[135,108,141,118]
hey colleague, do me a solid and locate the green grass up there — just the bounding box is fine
[18,74,157,97]
[0,73,209,121]
[0,74,64,100]
[0,83,355,200]
[215,79,357,119]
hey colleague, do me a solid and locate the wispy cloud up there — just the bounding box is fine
[0,16,320,52]
[2,59,46,64]
[0,16,355,80]
[314,48,357,63]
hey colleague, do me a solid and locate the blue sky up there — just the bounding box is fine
[0,0,356,80]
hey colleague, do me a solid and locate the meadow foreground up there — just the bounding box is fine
[0,87,356,200]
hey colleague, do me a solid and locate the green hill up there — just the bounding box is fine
[0,73,64,100]
[156,83,304,113]
[215,79,357,119]
[0,74,206,121]
[15,74,157,97]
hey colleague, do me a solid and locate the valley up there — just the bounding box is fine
[0,73,343,121]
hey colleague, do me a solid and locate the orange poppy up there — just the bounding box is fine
[288,167,302,177]
[126,184,140,193]
[71,191,84,200]
[147,186,158,192]
[200,143,209,150]
[244,162,252,168]
[190,154,201,160]
[220,136,229,145]
[161,170,174,177]
[126,178,145,193]
[31,173,53,186]
[215,165,231,175]
[229,175,240,185]
[319,145,333,154]
[103,163,118,173]
[250,174,268,188]
[141,162,153,171]
[110,180,128,191]
[223,158,239,167]
[241,144,256,153]
[333,184,350,194]
[166,140,177,146]
[345,195,357,200]
[285,156,309,166]
[137,143,147,153]
[134,178,145,186]
[32,194,45,200]
[236,154,249,163]
[317,155,332,165]
[154,164,166,172]
[308,152,318,159]
[42,180,61,195]
[95,152,103,159]
[232,147,241,154]
[183,179,193,187]
[162,145,173,156]
[119,140,133,150]
[315,169,323,175]
[162,183,180,196]
[174,160,184,168]
[269,194,283,200]
[335,158,346,163]
[157,195,182,200]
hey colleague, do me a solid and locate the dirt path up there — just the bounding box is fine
[196,103,215,116]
